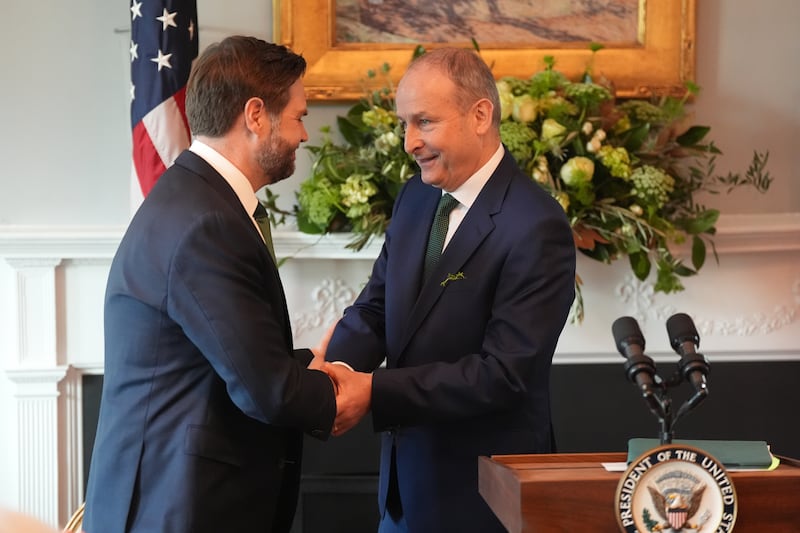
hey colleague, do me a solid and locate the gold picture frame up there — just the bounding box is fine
[274,0,695,102]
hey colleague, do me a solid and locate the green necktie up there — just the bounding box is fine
[253,203,276,263]
[423,193,459,282]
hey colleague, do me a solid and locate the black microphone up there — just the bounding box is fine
[612,316,659,402]
[666,313,709,398]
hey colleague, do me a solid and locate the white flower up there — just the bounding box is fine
[541,118,567,143]
[496,81,514,120]
[560,156,595,186]
[341,174,378,206]
[374,131,400,155]
[586,138,602,153]
[512,94,537,123]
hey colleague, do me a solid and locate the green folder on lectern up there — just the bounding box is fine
[627,438,774,468]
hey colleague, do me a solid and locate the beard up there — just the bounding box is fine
[257,124,296,185]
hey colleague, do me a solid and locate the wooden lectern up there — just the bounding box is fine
[479,453,800,532]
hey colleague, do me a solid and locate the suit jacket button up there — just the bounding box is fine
[310,429,325,439]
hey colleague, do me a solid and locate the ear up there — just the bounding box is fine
[243,96,269,134]
[473,98,494,135]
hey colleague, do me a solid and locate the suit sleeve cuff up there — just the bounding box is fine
[295,348,314,367]
[329,360,355,372]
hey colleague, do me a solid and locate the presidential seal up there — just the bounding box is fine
[615,444,737,532]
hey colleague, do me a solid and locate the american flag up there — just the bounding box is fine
[130,0,198,200]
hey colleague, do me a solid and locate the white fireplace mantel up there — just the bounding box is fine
[1,212,800,259]
[1,212,799,527]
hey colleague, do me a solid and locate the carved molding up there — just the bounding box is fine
[4,259,62,367]
[6,367,68,395]
[6,367,69,526]
[67,257,113,267]
[697,277,800,336]
[58,367,84,524]
[616,273,800,336]
[1,212,798,260]
[0,227,123,259]
[291,278,358,337]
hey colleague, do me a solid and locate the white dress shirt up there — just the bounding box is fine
[441,143,504,250]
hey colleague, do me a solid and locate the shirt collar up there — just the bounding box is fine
[447,143,504,208]
[189,140,259,217]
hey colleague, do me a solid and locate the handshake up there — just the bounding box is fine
[309,325,372,437]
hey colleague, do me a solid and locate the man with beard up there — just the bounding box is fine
[83,36,360,533]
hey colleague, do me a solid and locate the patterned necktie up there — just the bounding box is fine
[423,193,459,282]
[253,203,276,263]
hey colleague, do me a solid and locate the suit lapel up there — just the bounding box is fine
[395,152,516,358]
[174,151,292,348]
[387,184,440,338]
[176,150,277,263]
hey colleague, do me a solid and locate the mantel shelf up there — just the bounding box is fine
[1,212,798,260]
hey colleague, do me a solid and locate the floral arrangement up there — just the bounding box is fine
[264,62,416,252]
[265,46,771,321]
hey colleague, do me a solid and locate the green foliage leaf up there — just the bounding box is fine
[673,263,696,277]
[629,251,651,281]
[679,209,719,235]
[684,80,701,96]
[623,123,650,152]
[691,235,706,270]
[676,125,711,147]
[654,268,684,293]
[336,115,366,147]
[295,210,327,234]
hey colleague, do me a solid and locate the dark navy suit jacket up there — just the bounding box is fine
[84,150,336,533]
[326,149,576,532]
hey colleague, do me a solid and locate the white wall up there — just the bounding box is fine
[0,1,798,225]
[1,0,799,525]
[693,1,800,213]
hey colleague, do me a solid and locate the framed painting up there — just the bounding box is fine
[274,0,695,101]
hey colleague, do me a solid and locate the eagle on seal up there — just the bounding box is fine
[648,483,706,531]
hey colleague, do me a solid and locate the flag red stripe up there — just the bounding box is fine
[132,121,168,197]
[130,0,197,203]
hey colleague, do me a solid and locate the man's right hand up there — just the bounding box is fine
[322,362,372,436]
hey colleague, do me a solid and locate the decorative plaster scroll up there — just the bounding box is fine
[615,273,677,325]
[616,274,800,335]
[291,278,357,337]
[695,277,799,336]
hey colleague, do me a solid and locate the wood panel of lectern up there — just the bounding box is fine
[478,452,800,532]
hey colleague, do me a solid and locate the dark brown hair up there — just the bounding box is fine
[186,36,306,137]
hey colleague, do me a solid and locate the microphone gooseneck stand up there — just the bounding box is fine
[613,314,710,445]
